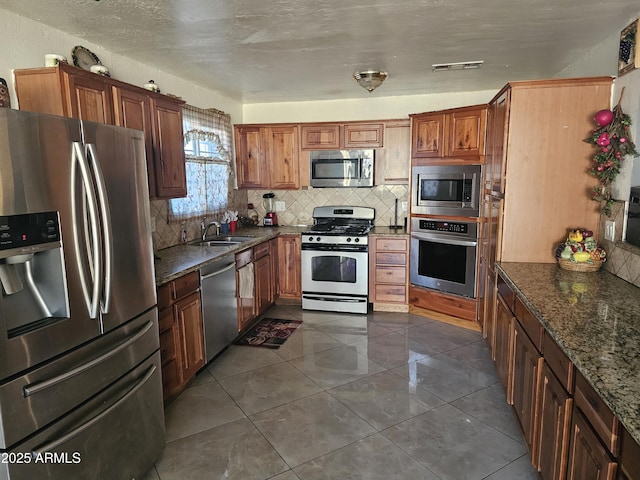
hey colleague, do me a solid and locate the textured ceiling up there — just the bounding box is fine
[2,0,638,103]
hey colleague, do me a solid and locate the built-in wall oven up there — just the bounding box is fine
[410,217,478,298]
[301,206,374,314]
[411,164,481,217]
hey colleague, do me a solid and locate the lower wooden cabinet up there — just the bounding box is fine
[567,409,618,480]
[537,362,573,480]
[278,235,301,299]
[254,242,272,316]
[369,236,409,310]
[157,271,205,402]
[493,292,514,401]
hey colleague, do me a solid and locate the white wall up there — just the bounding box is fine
[242,90,497,123]
[0,8,242,122]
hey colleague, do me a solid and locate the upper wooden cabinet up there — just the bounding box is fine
[235,124,300,190]
[300,122,384,150]
[375,119,410,185]
[410,105,487,162]
[14,63,187,199]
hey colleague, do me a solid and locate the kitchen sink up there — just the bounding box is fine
[191,236,255,247]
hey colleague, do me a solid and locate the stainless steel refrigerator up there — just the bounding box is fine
[0,109,163,479]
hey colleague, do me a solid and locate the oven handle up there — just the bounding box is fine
[301,244,368,253]
[411,232,477,248]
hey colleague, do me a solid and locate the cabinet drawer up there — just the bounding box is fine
[375,252,406,265]
[376,237,408,252]
[543,333,575,394]
[574,370,619,455]
[497,274,515,311]
[158,306,174,334]
[157,283,172,310]
[172,271,200,300]
[235,248,253,269]
[374,266,406,284]
[514,297,543,352]
[254,241,270,260]
[374,284,406,303]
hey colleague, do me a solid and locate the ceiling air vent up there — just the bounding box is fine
[431,61,484,72]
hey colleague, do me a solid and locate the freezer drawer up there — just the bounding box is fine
[0,352,164,480]
[0,309,159,449]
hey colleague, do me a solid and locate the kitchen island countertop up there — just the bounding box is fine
[497,262,640,446]
[154,226,307,285]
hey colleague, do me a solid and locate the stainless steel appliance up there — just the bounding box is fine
[310,149,374,188]
[301,206,374,314]
[0,109,163,480]
[627,186,640,248]
[411,164,481,217]
[200,256,238,362]
[410,217,479,298]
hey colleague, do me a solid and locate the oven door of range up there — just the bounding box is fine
[410,231,478,298]
[301,244,369,296]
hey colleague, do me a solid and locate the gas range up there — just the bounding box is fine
[302,206,374,246]
[301,206,375,314]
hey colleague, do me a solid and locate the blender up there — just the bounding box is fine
[262,192,278,226]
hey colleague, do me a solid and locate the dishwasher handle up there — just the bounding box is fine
[201,262,235,280]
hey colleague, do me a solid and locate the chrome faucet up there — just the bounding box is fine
[201,221,221,240]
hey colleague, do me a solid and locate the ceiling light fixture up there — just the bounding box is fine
[353,70,389,93]
[431,60,484,72]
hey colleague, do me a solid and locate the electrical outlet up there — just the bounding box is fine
[604,220,615,241]
[401,201,408,212]
[275,201,286,212]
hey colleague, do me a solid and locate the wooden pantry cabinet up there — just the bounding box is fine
[369,235,409,311]
[277,235,302,299]
[235,124,300,189]
[14,63,187,199]
[410,104,487,162]
[157,271,205,403]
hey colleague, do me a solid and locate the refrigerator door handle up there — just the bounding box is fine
[87,143,113,315]
[71,141,102,319]
[23,320,154,397]
[30,364,157,453]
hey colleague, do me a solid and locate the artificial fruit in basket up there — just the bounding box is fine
[555,228,606,263]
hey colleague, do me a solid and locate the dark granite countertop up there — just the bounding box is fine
[496,262,640,445]
[154,225,307,285]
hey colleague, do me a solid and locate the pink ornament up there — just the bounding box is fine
[602,147,609,152]
[597,165,604,171]
[594,109,614,126]
[620,137,627,143]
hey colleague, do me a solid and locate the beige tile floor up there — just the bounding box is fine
[143,305,538,480]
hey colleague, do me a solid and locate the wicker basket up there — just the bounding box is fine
[558,258,603,272]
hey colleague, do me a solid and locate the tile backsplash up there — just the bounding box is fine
[599,200,640,288]
[247,185,409,228]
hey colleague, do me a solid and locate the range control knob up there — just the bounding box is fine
[346,237,352,242]
[316,237,321,242]
[354,237,360,243]
[308,236,314,242]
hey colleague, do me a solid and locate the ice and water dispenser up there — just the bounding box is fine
[0,212,69,336]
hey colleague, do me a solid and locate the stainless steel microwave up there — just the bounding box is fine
[411,164,481,217]
[309,149,374,188]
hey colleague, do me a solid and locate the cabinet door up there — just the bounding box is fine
[278,235,301,298]
[375,119,410,185]
[494,293,514,402]
[175,291,205,381]
[447,107,486,157]
[537,362,573,480]
[235,126,267,188]
[254,254,272,316]
[567,409,617,480]
[486,89,510,196]
[112,86,156,197]
[412,113,445,158]
[267,126,300,189]
[151,97,187,198]
[483,267,497,349]
[158,306,180,401]
[512,320,543,456]
[269,238,280,302]
[65,71,113,124]
[343,123,384,148]
[301,124,341,149]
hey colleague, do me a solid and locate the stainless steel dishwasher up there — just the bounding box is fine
[200,256,238,362]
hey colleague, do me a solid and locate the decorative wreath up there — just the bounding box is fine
[585,88,638,216]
